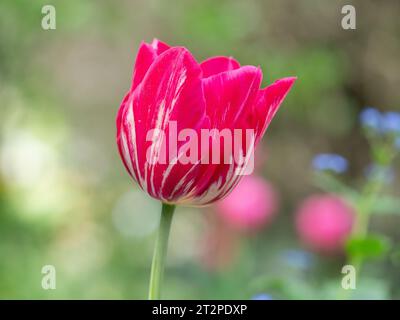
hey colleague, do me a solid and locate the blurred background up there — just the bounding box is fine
[0,0,399,299]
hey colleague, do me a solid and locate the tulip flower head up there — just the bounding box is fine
[116,39,296,206]
[215,175,278,231]
[295,194,354,253]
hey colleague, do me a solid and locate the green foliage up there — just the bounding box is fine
[346,235,391,260]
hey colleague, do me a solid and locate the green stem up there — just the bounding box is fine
[340,171,385,300]
[148,203,175,300]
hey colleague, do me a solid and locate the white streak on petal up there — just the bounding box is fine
[126,103,146,190]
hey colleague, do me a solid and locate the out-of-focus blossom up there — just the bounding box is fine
[215,175,279,231]
[252,293,273,300]
[364,164,395,185]
[359,107,382,132]
[116,39,296,206]
[295,194,354,253]
[280,249,315,270]
[0,130,56,188]
[359,108,400,136]
[382,111,400,134]
[312,153,348,174]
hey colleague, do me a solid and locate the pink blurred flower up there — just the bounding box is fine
[116,39,296,206]
[215,175,279,231]
[295,194,355,253]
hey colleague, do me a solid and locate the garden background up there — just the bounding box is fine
[0,0,399,299]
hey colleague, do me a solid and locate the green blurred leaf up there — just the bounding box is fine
[346,235,391,260]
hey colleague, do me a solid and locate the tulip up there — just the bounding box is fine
[216,175,278,232]
[295,194,354,253]
[117,39,295,206]
[116,39,296,299]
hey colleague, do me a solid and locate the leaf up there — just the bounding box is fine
[346,235,391,260]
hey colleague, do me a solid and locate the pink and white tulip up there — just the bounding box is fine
[116,39,296,206]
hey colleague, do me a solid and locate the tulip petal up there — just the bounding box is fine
[177,67,262,205]
[131,43,157,90]
[123,47,211,201]
[254,77,296,143]
[151,38,170,54]
[116,92,135,179]
[131,40,171,90]
[203,66,262,129]
[200,56,240,78]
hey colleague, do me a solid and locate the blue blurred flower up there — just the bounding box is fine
[364,164,395,184]
[281,249,315,270]
[252,293,273,300]
[359,107,382,132]
[312,153,348,173]
[382,111,400,134]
